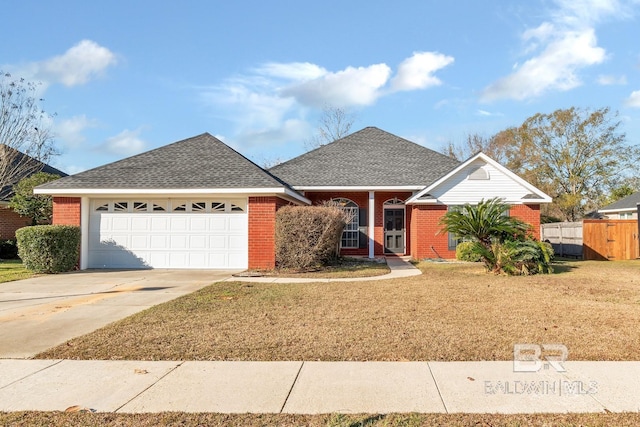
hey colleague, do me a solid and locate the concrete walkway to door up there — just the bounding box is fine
[227,256,422,284]
[0,269,238,358]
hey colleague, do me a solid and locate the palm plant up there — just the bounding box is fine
[439,198,530,250]
[439,198,553,275]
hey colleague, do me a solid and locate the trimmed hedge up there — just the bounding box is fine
[16,225,81,273]
[275,205,347,270]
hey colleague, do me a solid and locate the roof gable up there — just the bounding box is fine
[36,133,294,192]
[406,153,552,205]
[599,191,640,213]
[269,127,460,188]
[0,146,67,201]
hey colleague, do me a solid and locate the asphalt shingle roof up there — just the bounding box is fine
[0,148,68,200]
[600,191,640,211]
[269,127,461,187]
[37,133,291,190]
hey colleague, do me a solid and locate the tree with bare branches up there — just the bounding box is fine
[304,105,356,150]
[0,73,57,196]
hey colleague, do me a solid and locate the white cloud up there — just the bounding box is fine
[597,74,627,85]
[391,52,454,92]
[97,129,147,156]
[37,40,117,87]
[255,62,327,81]
[476,109,504,117]
[55,115,98,147]
[482,28,605,101]
[6,40,117,89]
[282,63,391,108]
[625,90,640,107]
[480,0,632,101]
[200,52,453,149]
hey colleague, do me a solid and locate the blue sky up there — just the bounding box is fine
[2,0,640,174]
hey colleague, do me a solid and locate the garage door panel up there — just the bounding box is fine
[88,199,248,269]
[111,217,130,231]
[209,235,228,250]
[189,217,207,231]
[169,235,188,249]
[228,234,246,250]
[170,217,188,231]
[131,217,150,231]
[150,235,168,249]
[189,235,207,249]
[130,235,149,250]
[151,217,170,230]
[229,216,247,231]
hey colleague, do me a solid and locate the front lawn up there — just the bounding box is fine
[3,412,640,427]
[36,260,640,361]
[0,260,32,283]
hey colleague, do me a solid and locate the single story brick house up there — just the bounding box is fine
[0,150,67,239]
[35,127,550,270]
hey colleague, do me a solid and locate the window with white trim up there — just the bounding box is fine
[332,198,359,249]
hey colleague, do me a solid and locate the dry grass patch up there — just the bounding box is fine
[37,260,640,361]
[3,412,640,427]
[256,257,390,278]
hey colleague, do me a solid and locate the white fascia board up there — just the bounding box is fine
[598,207,638,214]
[34,187,311,205]
[293,185,425,191]
[406,153,552,204]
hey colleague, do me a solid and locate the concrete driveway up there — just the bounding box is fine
[0,269,237,358]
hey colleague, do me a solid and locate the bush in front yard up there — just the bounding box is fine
[16,225,80,273]
[275,205,347,270]
[455,241,482,262]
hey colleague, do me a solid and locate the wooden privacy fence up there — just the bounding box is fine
[541,222,583,258]
[583,220,639,261]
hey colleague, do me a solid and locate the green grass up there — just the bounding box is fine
[0,260,32,283]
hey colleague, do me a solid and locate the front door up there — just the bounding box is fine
[384,208,405,254]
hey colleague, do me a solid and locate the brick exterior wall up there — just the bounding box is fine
[304,191,413,256]
[511,204,541,239]
[52,197,81,226]
[410,203,543,260]
[409,205,453,259]
[248,196,291,269]
[0,207,32,239]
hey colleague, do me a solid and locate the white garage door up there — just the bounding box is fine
[88,199,248,269]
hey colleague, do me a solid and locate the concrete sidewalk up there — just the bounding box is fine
[227,256,422,283]
[1,360,638,413]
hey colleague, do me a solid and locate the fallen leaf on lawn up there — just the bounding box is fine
[467,377,475,381]
[65,405,96,413]
[134,368,149,374]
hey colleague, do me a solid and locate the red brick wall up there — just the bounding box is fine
[409,205,453,260]
[52,197,81,226]
[0,207,32,239]
[305,191,413,256]
[409,203,543,261]
[248,196,288,269]
[511,204,541,239]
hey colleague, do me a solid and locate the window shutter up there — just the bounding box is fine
[359,208,368,226]
[359,228,368,249]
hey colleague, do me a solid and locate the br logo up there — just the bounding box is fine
[513,344,568,372]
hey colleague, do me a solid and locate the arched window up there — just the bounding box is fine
[331,198,359,248]
[384,197,405,206]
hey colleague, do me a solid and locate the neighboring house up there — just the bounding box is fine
[0,151,67,239]
[35,127,551,270]
[598,191,640,220]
